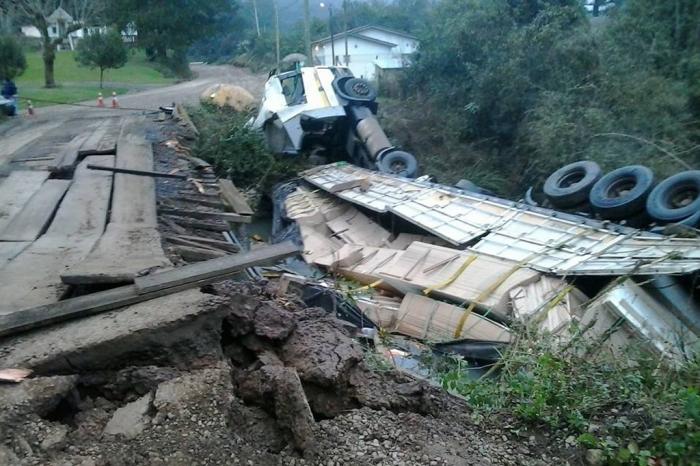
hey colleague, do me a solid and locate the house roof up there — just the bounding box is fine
[47,7,74,23]
[312,25,417,48]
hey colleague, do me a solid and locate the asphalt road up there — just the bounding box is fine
[0,64,265,168]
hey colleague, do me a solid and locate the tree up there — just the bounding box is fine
[10,0,98,88]
[0,36,27,80]
[75,30,127,88]
[107,0,236,76]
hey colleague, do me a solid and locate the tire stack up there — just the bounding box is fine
[543,161,700,229]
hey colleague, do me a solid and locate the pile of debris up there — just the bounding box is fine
[273,163,700,366]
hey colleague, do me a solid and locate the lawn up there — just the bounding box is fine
[15,50,176,108]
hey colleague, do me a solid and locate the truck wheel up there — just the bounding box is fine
[589,165,654,219]
[334,77,378,103]
[646,171,700,223]
[377,150,418,178]
[543,161,602,208]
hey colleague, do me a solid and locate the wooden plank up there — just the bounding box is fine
[88,164,187,179]
[0,242,299,337]
[11,156,54,163]
[135,240,298,293]
[328,177,370,193]
[62,120,171,285]
[175,104,199,137]
[0,242,30,269]
[218,179,254,216]
[0,157,114,313]
[173,196,227,209]
[48,132,91,172]
[165,234,239,253]
[0,171,50,231]
[157,207,252,223]
[78,119,116,155]
[0,180,70,241]
[165,216,230,232]
[172,244,227,262]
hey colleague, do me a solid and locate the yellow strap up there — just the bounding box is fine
[533,284,575,326]
[422,255,477,295]
[355,279,384,292]
[453,262,524,338]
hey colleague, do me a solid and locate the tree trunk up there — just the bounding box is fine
[43,45,56,88]
[100,68,104,89]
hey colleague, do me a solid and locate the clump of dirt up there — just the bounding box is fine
[0,283,570,465]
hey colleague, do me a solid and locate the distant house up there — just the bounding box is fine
[21,8,137,51]
[311,25,419,81]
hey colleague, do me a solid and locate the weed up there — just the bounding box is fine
[436,329,700,465]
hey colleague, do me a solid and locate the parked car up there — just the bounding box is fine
[250,66,418,178]
[0,96,17,116]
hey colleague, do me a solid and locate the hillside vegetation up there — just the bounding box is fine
[385,0,700,196]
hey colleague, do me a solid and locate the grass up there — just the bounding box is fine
[15,49,175,108]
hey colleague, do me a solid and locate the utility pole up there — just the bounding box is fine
[252,0,261,37]
[329,4,335,65]
[273,0,280,70]
[343,0,349,66]
[304,0,312,65]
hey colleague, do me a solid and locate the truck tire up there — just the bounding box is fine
[543,161,602,208]
[377,150,418,178]
[646,170,700,223]
[342,78,377,102]
[589,165,654,219]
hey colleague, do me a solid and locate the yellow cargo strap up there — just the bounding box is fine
[355,279,384,292]
[533,284,575,326]
[422,255,477,296]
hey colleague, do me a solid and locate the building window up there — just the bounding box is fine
[51,26,57,34]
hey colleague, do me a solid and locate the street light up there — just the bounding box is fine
[320,2,335,65]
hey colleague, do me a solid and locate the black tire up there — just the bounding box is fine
[589,165,655,219]
[377,150,418,178]
[543,161,602,208]
[646,171,700,223]
[342,78,377,101]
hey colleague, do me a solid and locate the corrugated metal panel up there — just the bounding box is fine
[301,164,700,275]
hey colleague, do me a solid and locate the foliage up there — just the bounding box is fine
[106,0,237,76]
[189,104,308,194]
[74,30,127,88]
[438,329,700,465]
[401,0,700,197]
[0,35,27,80]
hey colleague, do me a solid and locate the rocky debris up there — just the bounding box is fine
[103,393,153,439]
[0,284,570,465]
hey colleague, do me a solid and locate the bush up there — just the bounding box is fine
[0,35,27,81]
[189,104,308,196]
[439,329,700,465]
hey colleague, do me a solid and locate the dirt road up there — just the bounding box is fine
[0,64,265,168]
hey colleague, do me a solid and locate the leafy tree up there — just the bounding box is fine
[10,0,100,87]
[75,30,128,88]
[0,35,27,80]
[107,0,237,76]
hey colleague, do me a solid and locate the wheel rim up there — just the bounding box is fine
[351,81,371,97]
[559,169,586,188]
[389,159,407,173]
[668,184,699,209]
[606,176,637,199]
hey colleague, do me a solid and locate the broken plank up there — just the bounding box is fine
[165,216,229,232]
[11,156,54,163]
[88,164,187,179]
[328,177,370,193]
[135,240,298,293]
[165,234,239,253]
[157,207,252,223]
[173,196,227,209]
[0,171,50,231]
[62,119,170,285]
[0,180,71,241]
[175,103,199,137]
[218,179,254,216]
[171,244,228,262]
[48,132,91,172]
[78,119,119,155]
[0,157,114,313]
[0,242,299,337]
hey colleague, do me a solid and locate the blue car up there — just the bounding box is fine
[0,96,17,116]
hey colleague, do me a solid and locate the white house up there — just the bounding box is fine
[312,25,419,81]
[21,8,137,51]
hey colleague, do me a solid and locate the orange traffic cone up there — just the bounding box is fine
[97,92,105,107]
[111,92,119,108]
[27,100,34,116]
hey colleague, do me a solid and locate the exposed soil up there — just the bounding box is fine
[0,282,573,466]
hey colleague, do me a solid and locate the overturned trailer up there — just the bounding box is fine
[273,163,700,365]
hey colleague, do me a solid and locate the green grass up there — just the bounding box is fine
[15,49,175,108]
